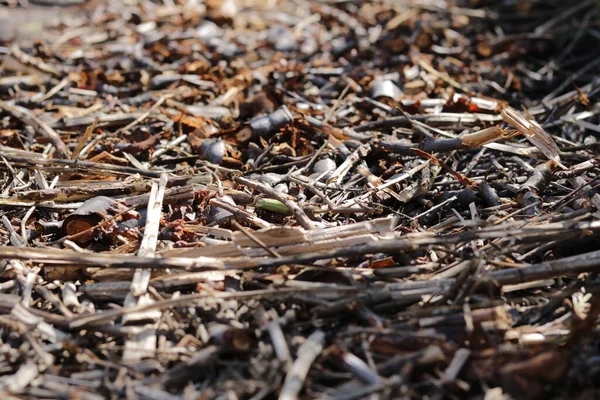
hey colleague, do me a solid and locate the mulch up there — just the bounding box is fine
[0,1,600,399]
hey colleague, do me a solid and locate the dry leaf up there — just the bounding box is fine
[501,106,566,169]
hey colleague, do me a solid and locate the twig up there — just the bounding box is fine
[131,173,168,296]
[0,102,71,158]
[279,330,325,400]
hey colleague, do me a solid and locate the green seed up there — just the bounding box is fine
[255,198,291,215]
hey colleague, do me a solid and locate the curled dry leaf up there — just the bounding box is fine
[62,196,138,245]
[501,106,566,169]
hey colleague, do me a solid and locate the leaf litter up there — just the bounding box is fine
[0,1,600,399]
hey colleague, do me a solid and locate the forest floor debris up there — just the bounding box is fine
[1,1,600,398]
